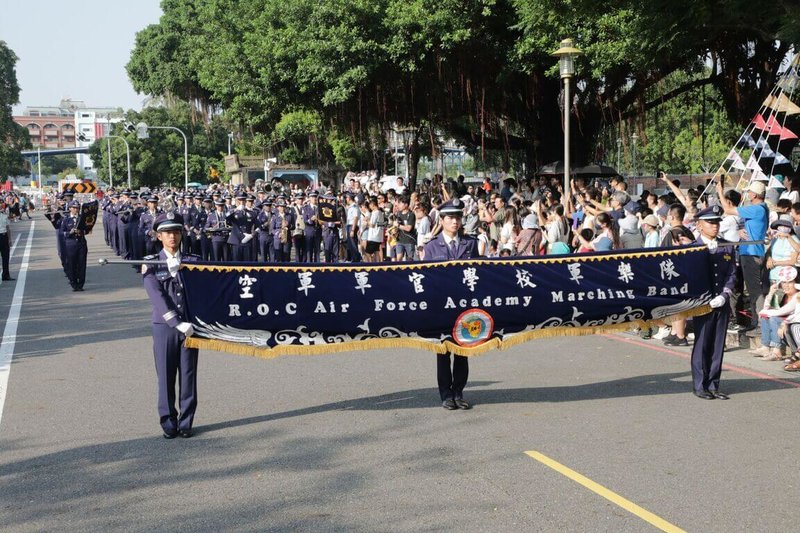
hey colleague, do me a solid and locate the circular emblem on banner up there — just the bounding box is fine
[452,308,494,347]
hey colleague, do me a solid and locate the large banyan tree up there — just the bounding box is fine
[127,0,799,184]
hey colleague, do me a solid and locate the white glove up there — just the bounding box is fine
[236,203,244,211]
[709,295,726,309]
[241,233,253,244]
[176,322,195,337]
[166,256,181,278]
[707,240,718,253]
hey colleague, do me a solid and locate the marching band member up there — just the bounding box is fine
[139,195,163,257]
[422,198,479,410]
[205,198,230,262]
[291,191,306,262]
[142,212,200,438]
[271,199,292,262]
[226,192,256,261]
[257,198,273,262]
[59,200,88,291]
[690,205,737,400]
[303,191,322,262]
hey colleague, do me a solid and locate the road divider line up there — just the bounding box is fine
[0,222,35,430]
[525,450,685,533]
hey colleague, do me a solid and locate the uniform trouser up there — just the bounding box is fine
[273,243,290,262]
[740,255,765,327]
[259,238,272,262]
[117,224,129,259]
[199,236,211,261]
[345,224,361,262]
[64,238,87,288]
[437,352,469,401]
[152,324,198,432]
[690,306,730,393]
[323,231,339,262]
[293,234,306,262]
[57,232,66,270]
[231,244,250,262]
[304,230,320,262]
[0,232,9,279]
[211,239,228,262]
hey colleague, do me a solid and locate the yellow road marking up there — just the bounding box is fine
[525,451,685,533]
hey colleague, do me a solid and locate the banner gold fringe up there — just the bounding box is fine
[184,305,713,359]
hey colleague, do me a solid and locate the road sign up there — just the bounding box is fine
[62,182,97,194]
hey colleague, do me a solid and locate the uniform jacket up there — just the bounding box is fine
[423,232,480,261]
[695,237,737,297]
[142,250,199,326]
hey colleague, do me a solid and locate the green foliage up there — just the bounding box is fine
[126,0,798,177]
[0,41,30,179]
[86,102,229,188]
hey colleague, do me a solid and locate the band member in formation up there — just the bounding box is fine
[115,190,133,259]
[321,193,341,263]
[139,195,163,256]
[59,200,88,291]
[257,198,273,262]
[689,205,737,400]
[205,198,230,261]
[46,192,69,275]
[271,199,292,262]
[422,198,479,410]
[226,192,256,261]
[142,212,200,439]
[291,191,306,261]
[302,191,321,262]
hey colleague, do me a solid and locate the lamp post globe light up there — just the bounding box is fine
[552,38,582,206]
[136,122,189,190]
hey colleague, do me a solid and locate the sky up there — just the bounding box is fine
[1,0,163,115]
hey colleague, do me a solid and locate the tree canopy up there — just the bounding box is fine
[127,0,799,182]
[0,41,30,179]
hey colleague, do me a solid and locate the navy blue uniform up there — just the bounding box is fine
[205,210,230,262]
[115,201,132,259]
[139,209,162,256]
[59,213,88,290]
[270,212,292,262]
[256,210,273,262]
[302,203,321,262]
[423,232,480,402]
[226,208,256,261]
[691,238,737,394]
[142,250,200,434]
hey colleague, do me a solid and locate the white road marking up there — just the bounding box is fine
[0,222,36,430]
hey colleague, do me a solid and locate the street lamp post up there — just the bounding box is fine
[631,132,639,177]
[136,122,189,190]
[553,38,582,206]
[616,138,622,174]
[107,135,132,188]
[228,132,234,156]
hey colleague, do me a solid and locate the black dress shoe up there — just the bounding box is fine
[693,390,715,400]
[711,391,730,400]
[2,277,14,281]
[163,429,179,439]
[442,399,457,410]
[179,429,194,438]
[454,398,472,410]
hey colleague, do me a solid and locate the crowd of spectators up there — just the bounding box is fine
[333,171,800,371]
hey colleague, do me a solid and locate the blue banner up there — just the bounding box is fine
[182,246,717,357]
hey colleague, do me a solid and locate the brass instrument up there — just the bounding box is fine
[279,216,289,244]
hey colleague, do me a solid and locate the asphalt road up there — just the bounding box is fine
[0,213,798,532]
